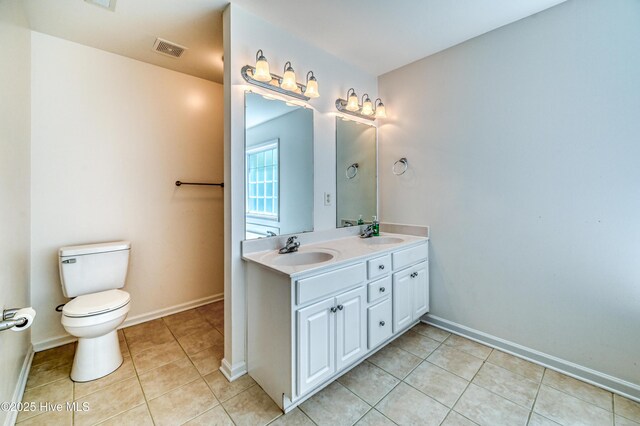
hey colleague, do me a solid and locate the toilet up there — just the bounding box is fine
[58,241,131,382]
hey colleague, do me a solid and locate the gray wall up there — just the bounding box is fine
[0,1,31,422]
[246,107,314,236]
[378,0,640,388]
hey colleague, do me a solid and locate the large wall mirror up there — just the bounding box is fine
[336,117,377,227]
[244,92,314,239]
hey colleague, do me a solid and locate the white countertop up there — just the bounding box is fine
[242,232,428,278]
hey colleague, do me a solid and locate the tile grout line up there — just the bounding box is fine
[434,345,489,426]
[525,367,546,426]
[539,377,615,414]
[160,306,238,426]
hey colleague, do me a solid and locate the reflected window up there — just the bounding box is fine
[246,141,279,219]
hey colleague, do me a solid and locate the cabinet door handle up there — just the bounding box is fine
[410,272,418,278]
[378,264,385,270]
[379,287,386,293]
[337,305,344,311]
[330,307,337,313]
[379,321,385,327]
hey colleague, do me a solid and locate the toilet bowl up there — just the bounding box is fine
[58,241,131,382]
[61,289,130,382]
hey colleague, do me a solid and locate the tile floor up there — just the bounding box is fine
[18,303,640,426]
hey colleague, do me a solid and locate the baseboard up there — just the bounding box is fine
[220,358,247,382]
[33,293,224,352]
[4,345,34,426]
[424,314,640,403]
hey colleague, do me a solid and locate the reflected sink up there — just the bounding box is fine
[270,251,335,266]
[362,236,405,245]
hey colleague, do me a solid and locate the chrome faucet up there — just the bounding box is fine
[360,224,375,238]
[279,236,300,254]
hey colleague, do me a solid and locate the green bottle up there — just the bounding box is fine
[372,216,380,236]
[357,215,364,225]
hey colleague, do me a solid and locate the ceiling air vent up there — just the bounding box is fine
[152,38,187,58]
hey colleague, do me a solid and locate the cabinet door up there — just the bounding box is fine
[297,298,335,395]
[393,268,413,333]
[335,286,367,371]
[412,261,429,319]
[368,297,392,349]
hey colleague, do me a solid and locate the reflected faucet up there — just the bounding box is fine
[266,231,277,237]
[279,236,300,254]
[360,224,375,238]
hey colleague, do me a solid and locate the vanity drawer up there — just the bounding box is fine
[368,298,392,349]
[367,276,391,303]
[367,254,391,280]
[392,243,428,270]
[296,263,366,305]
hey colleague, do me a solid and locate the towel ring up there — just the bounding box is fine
[346,163,359,179]
[392,158,408,176]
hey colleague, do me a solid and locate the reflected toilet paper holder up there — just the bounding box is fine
[1,308,29,332]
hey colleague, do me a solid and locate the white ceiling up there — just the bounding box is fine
[24,0,227,83]
[23,0,567,84]
[233,0,567,76]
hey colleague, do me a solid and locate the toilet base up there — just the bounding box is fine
[71,330,123,382]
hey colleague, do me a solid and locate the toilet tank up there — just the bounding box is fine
[59,241,131,298]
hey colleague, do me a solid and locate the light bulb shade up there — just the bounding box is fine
[361,98,374,116]
[281,63,297,91]
[346,93,360,111]
[304,75,320,98]
[253,52,271,82]
[375,102,386,118]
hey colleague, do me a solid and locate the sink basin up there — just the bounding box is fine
[270,251,335,266]
[362,236,405,245]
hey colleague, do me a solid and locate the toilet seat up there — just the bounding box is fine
[63,289,130,318]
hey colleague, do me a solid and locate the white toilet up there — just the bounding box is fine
[58,241,131,382]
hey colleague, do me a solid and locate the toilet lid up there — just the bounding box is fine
[63,289,130,318]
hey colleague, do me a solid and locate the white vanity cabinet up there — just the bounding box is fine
[297,285,367,395]
[392,261,429,332]
[246,238,428,412]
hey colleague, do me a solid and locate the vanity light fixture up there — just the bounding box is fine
[241,50,319,101]
[374,98,387,118]
[253,49,271,82]
[361,94,374,116]
[336,89,387,121]
[346,88,360,111]
[304,71,320,98]
[281,62,297,91]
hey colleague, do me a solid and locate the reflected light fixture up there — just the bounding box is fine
[374,98,387,118]
[253,49,271,82]
[304,71,320,98]
[281,62,297,91]
[361,94,373,116]
[346,88,360,111]
[241,50,319,101]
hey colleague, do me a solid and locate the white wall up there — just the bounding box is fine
[31,32,224,347]
[247,108,314,236]
[379,0,640,393]
[0,1,32,424]
[223,4,377,378]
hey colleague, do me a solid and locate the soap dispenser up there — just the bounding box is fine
[372,216,380,236]
[357,215,364,225]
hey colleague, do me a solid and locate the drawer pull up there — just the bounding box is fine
[379,321,386,327]
[410,272,418,278]
[378,264,385,270]
[330,307,337,313]
[337,305,344,311]
[379,287,386,293]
